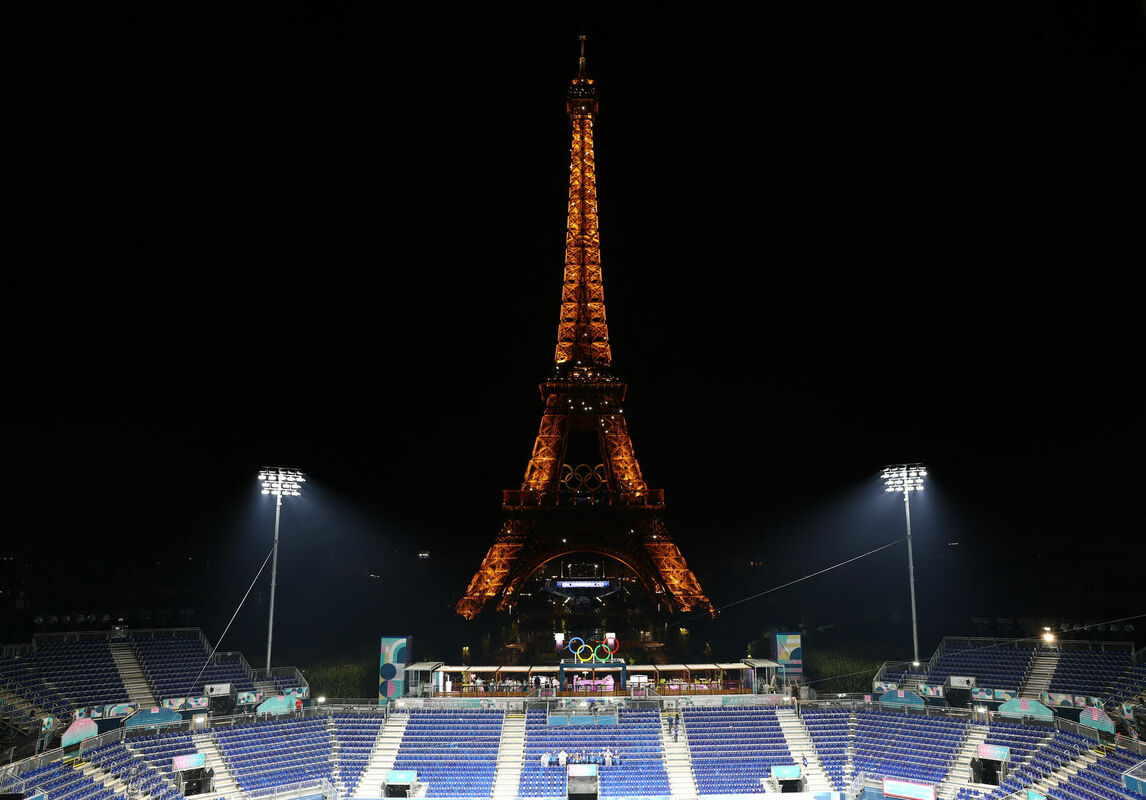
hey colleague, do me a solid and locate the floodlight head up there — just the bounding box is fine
[259,467,307,498]
[882,463,926,494]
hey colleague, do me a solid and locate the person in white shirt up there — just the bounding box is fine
[558,749,568,767]
[541,751,550,768]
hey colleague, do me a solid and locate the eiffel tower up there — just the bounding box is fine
[456,38,713,621]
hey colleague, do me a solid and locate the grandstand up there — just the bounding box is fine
[683,706,795,794]
[519,707,668,798]
[2,632,1144,800]
[877,638,1145,709]
[0,629,304,733]
[392,709,504,798]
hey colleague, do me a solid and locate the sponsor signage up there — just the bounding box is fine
[172,753,206,771]
[557,580,609,588]
[773,765,803,779]
[978,744,1011,762]
[568,764,598,777]
[883,777,936,800]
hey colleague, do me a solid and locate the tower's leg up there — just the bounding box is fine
[456,520,529,619]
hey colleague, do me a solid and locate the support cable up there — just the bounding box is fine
[186,544,276,697]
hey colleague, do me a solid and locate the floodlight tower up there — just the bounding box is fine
[259,467,306,676]
[882,463,926,664]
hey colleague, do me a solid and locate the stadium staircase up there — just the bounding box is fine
[491,711,525,800]
[192,731,240,797]
[776,708,834,791]
[352,712,409,798]
[111,641,156,707]
[76,755,127,795]
[937,723,988,799]
[1028,745,1100,795]
[254,679,279,696]
[1021,650,1058,698]
[660,713,698,800]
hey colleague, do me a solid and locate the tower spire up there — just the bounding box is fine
[555,35,608,371]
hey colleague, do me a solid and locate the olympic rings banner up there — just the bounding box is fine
[565,633,619,662]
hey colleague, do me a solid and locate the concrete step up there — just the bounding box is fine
[776,708,834,792]
[352,713,410,799]
[191,731,240,796]
[662,712,698,800]
[110,642,157,707]
[492,713,525,800]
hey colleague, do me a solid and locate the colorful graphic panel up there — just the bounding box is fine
[994,689,1016,701]
[919,685,944,698]
[874,681,899,693]
[60,718,98,748]
[775,633,803,676]
[186,697,208,709]
[237,691,263,705]
[103,702,138,719]
[880,689,925,706]
[161,698,186,710]
[972,688,994,701]
[378,636,410,704]
[1078,706,1115,734]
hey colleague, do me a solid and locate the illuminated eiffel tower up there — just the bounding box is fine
[456,38,713,621]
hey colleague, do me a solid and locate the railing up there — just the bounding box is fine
[649,684,754,696]
[31,627,206,646]
[266,664,308,690]
[0,725,129,785]
[312,698,385,708]
[1053,715,1146,757]
[502,488,665,508]
[216,650,258,683]
[247,777,337,800]
[872,662,890,685]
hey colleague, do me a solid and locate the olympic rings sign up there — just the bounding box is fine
[566,633,619,663]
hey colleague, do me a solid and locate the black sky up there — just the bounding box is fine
[2,3,1144,663]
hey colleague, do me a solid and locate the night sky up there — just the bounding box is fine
[3,3,1144,669]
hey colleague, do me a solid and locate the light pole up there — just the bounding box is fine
[259,467,306,677]
[882,463,926,664]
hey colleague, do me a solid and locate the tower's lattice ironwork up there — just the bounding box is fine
[456,39,713,620]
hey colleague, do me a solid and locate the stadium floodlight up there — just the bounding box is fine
[258,467,306,676]
[882,463,926,663]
